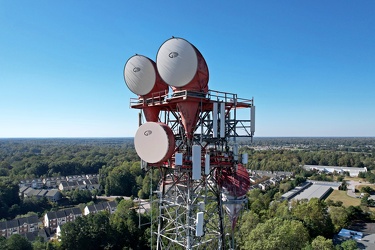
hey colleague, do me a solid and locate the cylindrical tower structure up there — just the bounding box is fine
[217,164,250,230]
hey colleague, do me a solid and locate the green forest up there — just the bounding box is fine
[0,137,375,249]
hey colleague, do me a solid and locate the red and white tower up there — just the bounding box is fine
[124,37,255,250]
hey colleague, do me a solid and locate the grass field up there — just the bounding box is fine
[355,184,375,191]
[344,177,364,182]
[327,190,375,212]
[327,190,361,207]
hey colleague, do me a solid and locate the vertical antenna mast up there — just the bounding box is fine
[124,37,255,250]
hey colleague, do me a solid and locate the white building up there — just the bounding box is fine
[303,165,367,177]
[84,201,117,216]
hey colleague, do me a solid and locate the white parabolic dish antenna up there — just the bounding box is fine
[124,55,158,96]
[134,122,175,164]
[156,38,198,87]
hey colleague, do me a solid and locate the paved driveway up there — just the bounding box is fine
[346,180,361,197]
[346,180,375,199]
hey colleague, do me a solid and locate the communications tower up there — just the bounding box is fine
[123,37,255,250]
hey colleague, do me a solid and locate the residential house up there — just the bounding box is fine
[64,208,82,223]
[17,217,30,234]
[86,174,99,179]
[31,179,44,189]
[23,188,44,199]
[43,177,57,188]
[84,178,101,191]
[269,177,282,185]
[93,203,105,213]
[30,189,42,197]
[17,215,40,234]
[105,201,118,214]
[55,208,81,239]
[59,178,101,192]
[19,179,32,188]
[7,219,19,236]
[58,181,78,191]
[84,201,118,216]
[19,186,29,198]
[36,190,48,199]
[84,204,96,216]
[55,210,67,227]
[0,221,7,238]
[55,176,65,186]
[45,189,62,202]
[20,173,101,192]
[26,215,40,233]
[44,211,57,230]
[26,188,41,198]
[249,175,261,184]
[249,184,260,190]
[259,181,271,191]
[23,187,34,198]
[66,175,86,182]
[76,180,87,190]
[20,187,62,202]
[278,174,288,180]
[58,181,69,191]
[44,208,82,231]
[97,201,118,214]
[0,216,42,239]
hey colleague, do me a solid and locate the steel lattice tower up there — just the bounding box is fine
[124,38,255,250]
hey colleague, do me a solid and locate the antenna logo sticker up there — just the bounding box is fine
[144,130,152,136]
[169,52,179,58]
[133,67,141,72]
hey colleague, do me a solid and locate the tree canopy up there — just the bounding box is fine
[243,217,310,250]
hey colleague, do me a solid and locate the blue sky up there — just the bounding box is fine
[0,1,374,137]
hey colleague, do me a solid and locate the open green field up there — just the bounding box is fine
[327,190,360,207]
[344,177,364,182]
[328,188,375,212]
[355,184,375,191]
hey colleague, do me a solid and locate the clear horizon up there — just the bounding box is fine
[1,136,374,139]
[1,1,374,138]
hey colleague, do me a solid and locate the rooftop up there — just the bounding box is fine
[293,184,333,201]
